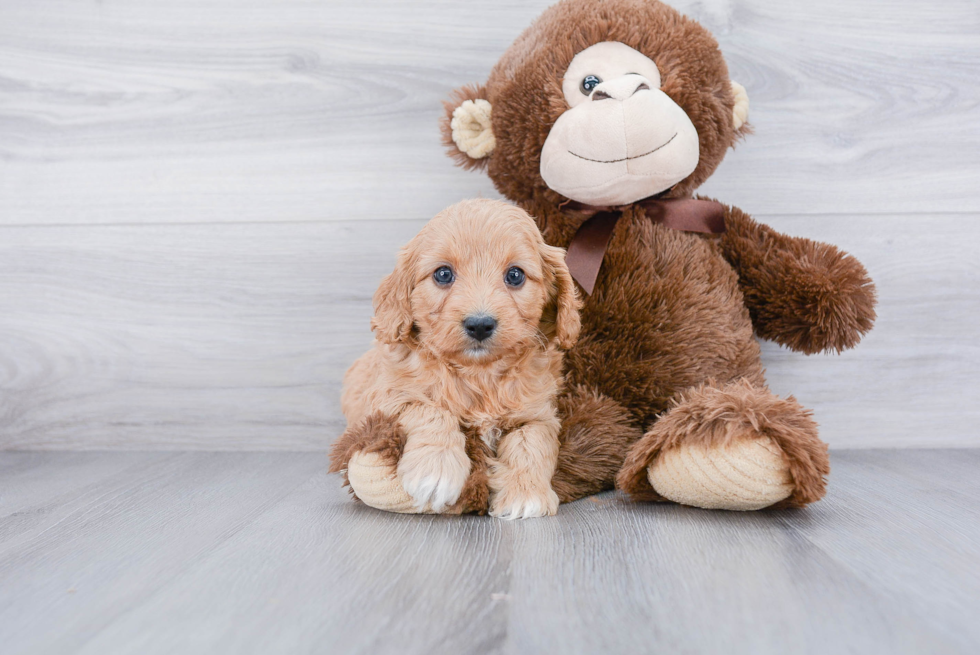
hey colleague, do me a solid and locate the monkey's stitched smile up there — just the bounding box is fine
[568,132,678,164]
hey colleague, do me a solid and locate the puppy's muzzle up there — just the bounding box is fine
[463,314,496,342]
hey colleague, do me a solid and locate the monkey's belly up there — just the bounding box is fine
[563,234,762,426]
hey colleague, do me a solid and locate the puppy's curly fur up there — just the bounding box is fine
[337,199,581,519]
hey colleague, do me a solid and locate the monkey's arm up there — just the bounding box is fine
[715,203,877,354]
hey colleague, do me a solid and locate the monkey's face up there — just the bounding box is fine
[539,42,700,206]
[441,0,750,208]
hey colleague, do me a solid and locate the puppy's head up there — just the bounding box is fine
[372,199,581,364]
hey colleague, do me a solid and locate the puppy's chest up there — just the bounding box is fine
[436,373,550,445]
[445,380,530,425]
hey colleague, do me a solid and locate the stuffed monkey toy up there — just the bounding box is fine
[330,0,876,513]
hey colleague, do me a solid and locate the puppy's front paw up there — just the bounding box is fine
[397,444,471,513]
[490,485,559,520]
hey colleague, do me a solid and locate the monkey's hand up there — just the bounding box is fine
[716,203,877,354]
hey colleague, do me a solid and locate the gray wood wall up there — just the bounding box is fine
[1,0,977,450]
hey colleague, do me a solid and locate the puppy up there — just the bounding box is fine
[340,198,581,519]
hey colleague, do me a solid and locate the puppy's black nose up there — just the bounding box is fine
[463,315,497,342]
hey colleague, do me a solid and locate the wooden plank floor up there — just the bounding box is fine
[2,449,978,654]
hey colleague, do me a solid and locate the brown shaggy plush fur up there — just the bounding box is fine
[551,386,643,503]
[717,204,877,354]
[431,0,877,508]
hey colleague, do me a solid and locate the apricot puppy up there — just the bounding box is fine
[340,199,581,519]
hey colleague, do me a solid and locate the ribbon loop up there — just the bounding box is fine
[565,198,726,295]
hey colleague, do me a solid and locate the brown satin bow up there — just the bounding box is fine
[564,197,727,295]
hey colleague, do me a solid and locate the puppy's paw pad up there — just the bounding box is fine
[490,488,559,520]
[398,446,471,513]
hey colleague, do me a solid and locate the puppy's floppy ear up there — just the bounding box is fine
[539,243,582,350]
[371,245,417,346]
[440,84,493,171]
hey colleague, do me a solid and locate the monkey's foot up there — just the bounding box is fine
[348,451,436,514]
[646,435,794,511]
[329,412,490,515]
[329,412,431,514]
[616,379,829,510]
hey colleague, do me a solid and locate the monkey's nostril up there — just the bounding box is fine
[591,90,612,101]
[463,315,497,342]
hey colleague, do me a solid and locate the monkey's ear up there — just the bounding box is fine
[371,246,417,346]
[539,243,582,350]
[441,84,494,171]
[731,81,751,136]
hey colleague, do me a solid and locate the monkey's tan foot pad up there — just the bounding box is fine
[647,436,794,511]
[346,451,436,514]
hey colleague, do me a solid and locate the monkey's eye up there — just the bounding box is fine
[433,266,454,286]
[505,267,526,288]
[580,75,602,95]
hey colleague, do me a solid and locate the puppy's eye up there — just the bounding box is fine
[433,266,454,286]
[580,74,602,95]
[505,267,526,288]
